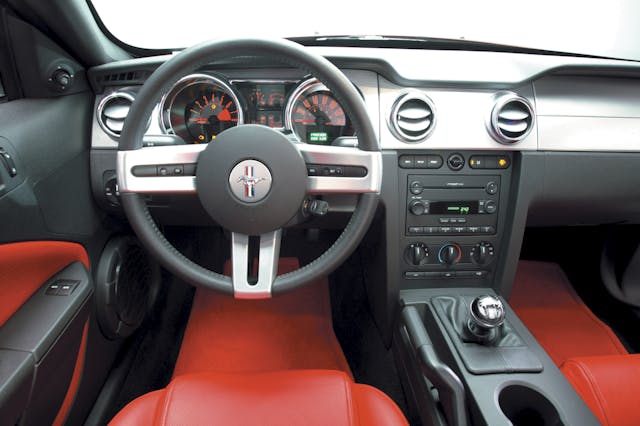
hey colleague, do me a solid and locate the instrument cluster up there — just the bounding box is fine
[160,74,355,145]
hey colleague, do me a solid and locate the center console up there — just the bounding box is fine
[398,151,512,288]
[391,151,599,426]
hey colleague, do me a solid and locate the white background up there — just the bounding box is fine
[92,0,640,61]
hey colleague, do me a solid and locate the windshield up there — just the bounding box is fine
[91,0,640,62]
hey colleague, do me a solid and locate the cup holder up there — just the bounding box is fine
[498,385,564,426]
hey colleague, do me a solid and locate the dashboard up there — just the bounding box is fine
[88,45,640,297]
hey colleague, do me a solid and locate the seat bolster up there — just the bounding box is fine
[110,390,164,425]
[561,355,640,426]
[108,370,408,426]
[352,383,409,426]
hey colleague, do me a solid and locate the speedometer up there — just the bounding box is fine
[161,74,243,144]
[284,78,354,144]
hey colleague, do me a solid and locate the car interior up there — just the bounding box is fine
[2,0,640,425]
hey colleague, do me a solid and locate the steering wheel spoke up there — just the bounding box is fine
[297,144,382,194]
[231,230,282,299]
[117,144,206,193]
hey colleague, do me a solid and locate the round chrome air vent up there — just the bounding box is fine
[487,93,534,144]
[97,92,135,138]
[389,92,436,142]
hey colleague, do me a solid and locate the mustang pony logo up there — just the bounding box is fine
[237,165,266,198]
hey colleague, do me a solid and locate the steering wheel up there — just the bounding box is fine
[117,38,381,299]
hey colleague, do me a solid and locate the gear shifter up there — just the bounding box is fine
[466,295,506,344]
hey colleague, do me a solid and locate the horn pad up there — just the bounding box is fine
[195,125,307,235]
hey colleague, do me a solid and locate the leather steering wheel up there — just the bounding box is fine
[117,38,381,298]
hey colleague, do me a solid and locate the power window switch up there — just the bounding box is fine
[45,284,60,295]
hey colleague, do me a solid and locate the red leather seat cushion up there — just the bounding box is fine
[510,261,627,365]
[561,355,640,426]
[109,370,408,426]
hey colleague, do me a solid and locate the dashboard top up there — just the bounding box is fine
[89,46,640,153]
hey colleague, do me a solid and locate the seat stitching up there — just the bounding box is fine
[342,372,355,426]
[158,381,177,426]
[570,360,611,426]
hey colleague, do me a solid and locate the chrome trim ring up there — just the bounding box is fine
[97,91,135,139]
[159,73,244,140]
[387,90,437,143]
[487,92,535,144]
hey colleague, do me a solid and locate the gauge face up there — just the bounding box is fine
[286,80,354,144]
[162,75,242,144]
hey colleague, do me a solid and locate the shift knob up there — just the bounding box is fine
[467,295,506,342]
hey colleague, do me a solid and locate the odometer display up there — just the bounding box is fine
[286,79,355,144]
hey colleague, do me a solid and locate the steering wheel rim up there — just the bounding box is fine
[117,38,381,298]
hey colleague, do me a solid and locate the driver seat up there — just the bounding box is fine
[109,370,408,425]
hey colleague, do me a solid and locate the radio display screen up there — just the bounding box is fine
[430,201,479,215]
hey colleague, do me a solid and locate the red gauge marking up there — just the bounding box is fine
[195,101,204,109]
[294,119,316,124]
[202,95,209,105]
[189,117,209,124]
[218,109,232,121]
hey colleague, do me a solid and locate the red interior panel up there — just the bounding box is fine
[561,355,640,426]
[52,320,89,426]
[173,258,352,377]
[110,370,408,426]
[0,241,89,327]
[510,260,627,366]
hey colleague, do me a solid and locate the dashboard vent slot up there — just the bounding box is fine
[97,92,134,138]
[96,70,149,86]
[389,92,436,142]
[488,93,534,144]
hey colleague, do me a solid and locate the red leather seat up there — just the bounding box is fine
[110,370,408,425]
[561,355,640,426]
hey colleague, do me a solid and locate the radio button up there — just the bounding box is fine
[409,181,423,195]
[484,200,497,214]
[439,227,452,233]
[409,200,428,215]
[486,181,499,195]
[426,155,443,169]
[453,227,465,233]
[468,226,480,233]
[439,218,451,224]
[399,155,414,168]
[424,227,438,234]
[414,156,428,168]
[408,226,423,234]
[481,226,496,234]
[447,153,465,171]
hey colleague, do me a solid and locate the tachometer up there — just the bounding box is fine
[284,78,355,144]
[161,74,243,143]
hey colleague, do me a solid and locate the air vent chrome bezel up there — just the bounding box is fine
[97,91,135,139]
[388,91,436,143]
[487,92,535,144]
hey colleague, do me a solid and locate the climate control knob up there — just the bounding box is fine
[470,241,495,265]
[409,200,428,216]
[438,243,462,266]
[404,242,429,266]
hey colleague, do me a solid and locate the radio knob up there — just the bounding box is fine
[409,200,428,215]
[484,200,497,214]
[438,243,462,266]
[405,242,429,266]
[471,242,495,265]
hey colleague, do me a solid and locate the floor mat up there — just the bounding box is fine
[173,258,352,378]
[510,260,627,366]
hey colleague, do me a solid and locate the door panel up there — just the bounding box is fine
[0,241,89,327]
